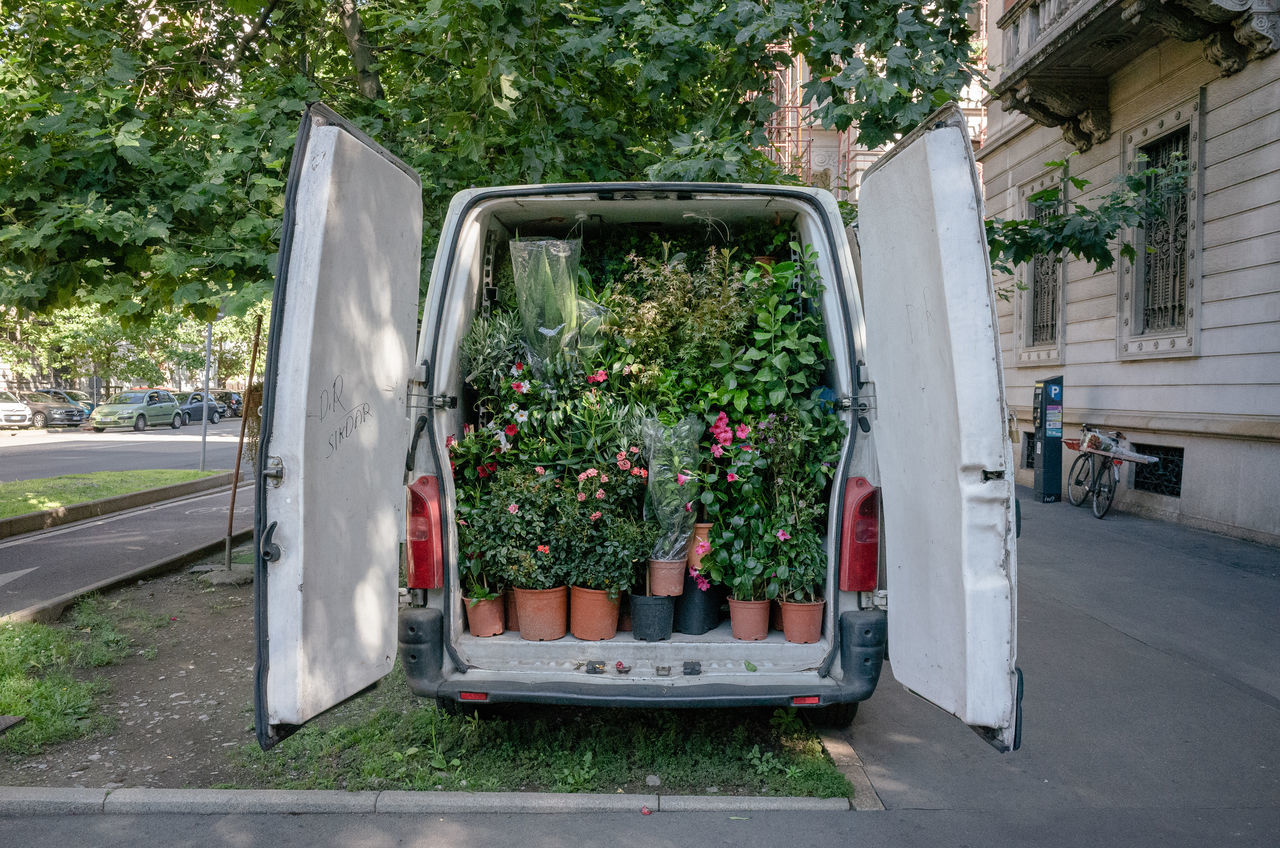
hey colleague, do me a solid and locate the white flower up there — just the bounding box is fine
[514,410,529,423]
[508,403,519,413]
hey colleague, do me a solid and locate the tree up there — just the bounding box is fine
[1,1,981,322]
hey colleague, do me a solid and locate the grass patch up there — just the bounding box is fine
[0,469,220,518]
[0,595,166,753]
[232,665,851,798]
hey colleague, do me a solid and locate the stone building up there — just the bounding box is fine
[981,0,1279,542]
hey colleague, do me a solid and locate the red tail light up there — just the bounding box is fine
[459,691,489,702]
[791,696,821,706]
[839,477,879,592]
[406,476,444,589]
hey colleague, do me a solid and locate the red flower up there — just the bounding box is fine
[589,511,602,521]
[504,423,519,437]
[476,465,490,478]
[537,544,550,554]
[726,472,738,482]
[512,380,527,394]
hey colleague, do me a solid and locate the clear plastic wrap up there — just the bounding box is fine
[510,239,581,368]
[642,416,704,561]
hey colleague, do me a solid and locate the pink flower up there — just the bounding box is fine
[577,492,587,502]
[457,518,469,526]
[616,451,626,461]
[593,369,607,383]
[726,472,738,482]
[684,502,693,512]
[535,466,546,475]
[776,529,791,541]
[446,434,457,448]
[601,474,609,482]
[630,467,642,476]
[630,446,640,454]
[589,511,602,521]
[586,468,599,478]
[740,444,753,451]
[512,380,527,394]
[710,444,723,458]
[676,472,689,486]
[696,541,711,556]
[641,468,648,478]
[617,459,631,471]
[694,573,711,591]
[622,365,632,375]
[577,471,588,482]
[595,489,605,499]
[507,503,519,514]
[735,423,751,439]
[537,544,549,553]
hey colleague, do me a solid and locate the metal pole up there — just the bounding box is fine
[225,315,263,569]
[200,322,212,472]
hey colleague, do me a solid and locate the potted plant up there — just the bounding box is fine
[642,416,703,596]
[776,526,826,644]
[562,458,653,641]
[459,554,505,637]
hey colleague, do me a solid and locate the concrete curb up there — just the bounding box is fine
[0,472,238,540]
[0,527,254,624]
[0,787,856,815]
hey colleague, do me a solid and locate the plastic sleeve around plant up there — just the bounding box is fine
[642,416,704,561]
[510,239,581,371]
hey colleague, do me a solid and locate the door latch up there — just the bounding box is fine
[263,456,284,487]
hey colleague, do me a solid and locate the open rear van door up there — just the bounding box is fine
[254,104,422,749]
[858,104,1022,751]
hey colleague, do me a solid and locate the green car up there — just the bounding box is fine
[89,389,183,432]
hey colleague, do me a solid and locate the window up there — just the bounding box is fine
[1137,128,1190,334]
[1013,173,1065,366]
[1131,444,1184,497]
[1118,98,1203,360]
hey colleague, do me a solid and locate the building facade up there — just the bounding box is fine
[982,0,1279,543]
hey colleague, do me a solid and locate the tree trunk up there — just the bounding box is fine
[336,0,384,101]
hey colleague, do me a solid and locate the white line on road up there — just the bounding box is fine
[0,567,38,587]
[0,483,254,551]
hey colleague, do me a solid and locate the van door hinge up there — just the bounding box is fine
[426,394,458,409]
[263,456,284,487]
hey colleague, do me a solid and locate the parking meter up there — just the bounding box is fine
[1033,376,1063,503]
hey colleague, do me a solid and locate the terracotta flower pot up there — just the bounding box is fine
[504,589,520,632]
[728,598,770,641]
[464,596,505,637]
[780,599,825,644]
[514,586,567,641]
[686,523,713,573]
[570,586,620,641]
[648,559,686,596]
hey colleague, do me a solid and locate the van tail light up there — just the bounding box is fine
[406,476,444,590]
[839,477,879,592]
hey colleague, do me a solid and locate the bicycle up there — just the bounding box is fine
[1064,425,1156,519]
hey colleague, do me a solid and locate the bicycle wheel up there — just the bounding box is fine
[1066,454,1092,506]
[1092,461,1117,518]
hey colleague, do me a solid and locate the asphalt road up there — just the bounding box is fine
[2,490,1278,845]
[0,422,244,482]
[0,483,253,617]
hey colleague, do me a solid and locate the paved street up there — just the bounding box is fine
[1,490,1276,844]
[0,424,243,482]
[0,483,253,617]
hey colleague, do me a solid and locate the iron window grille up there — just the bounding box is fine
[1029,197,1061,346]
[1138,128,1190,335]
[1131,443,1184,497]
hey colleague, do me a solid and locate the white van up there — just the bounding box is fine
[253,103,1022,753]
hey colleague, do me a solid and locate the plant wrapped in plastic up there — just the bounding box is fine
[510,239,581,368]
[642,416,704,561]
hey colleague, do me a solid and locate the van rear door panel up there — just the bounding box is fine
[254,104,422,749]
[858,105,1020,751]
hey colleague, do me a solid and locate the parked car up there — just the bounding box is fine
[22,392,86,428]
[88,389,183,431]
[0,390,33,428]
[252,104,1021,753]
[175,391,224,425]
[37,388,95,416]
[212,390,244,417]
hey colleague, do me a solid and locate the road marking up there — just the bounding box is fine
[0,567,38,588]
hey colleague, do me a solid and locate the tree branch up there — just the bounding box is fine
[336,0,385,101]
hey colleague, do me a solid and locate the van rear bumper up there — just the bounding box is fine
[399,608,887,710]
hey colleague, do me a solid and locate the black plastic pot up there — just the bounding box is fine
[630,595,674,642]
[674,574,725,635]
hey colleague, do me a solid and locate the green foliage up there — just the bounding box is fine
[0,0,979,320]
[985,152,1192,279]
[234,664,852,798]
